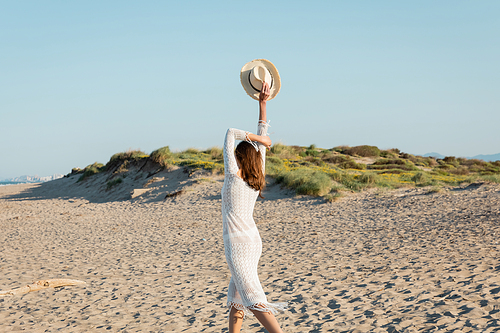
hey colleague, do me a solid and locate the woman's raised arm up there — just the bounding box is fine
[246,82,272,149]
[259,82,270,123]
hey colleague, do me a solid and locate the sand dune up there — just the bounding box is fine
[1,168,499,332]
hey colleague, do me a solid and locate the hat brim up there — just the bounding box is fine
[240,59,281,101]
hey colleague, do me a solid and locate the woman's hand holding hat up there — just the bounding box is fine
[240,59,281,100]
[259,82,270,103]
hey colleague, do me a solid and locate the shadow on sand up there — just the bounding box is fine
[0,168,326,206]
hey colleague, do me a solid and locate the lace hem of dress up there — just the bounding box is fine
[227,300,288,318]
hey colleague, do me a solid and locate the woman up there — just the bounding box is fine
[222,82,286,333]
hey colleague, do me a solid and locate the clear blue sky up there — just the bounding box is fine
[1,1,499,179]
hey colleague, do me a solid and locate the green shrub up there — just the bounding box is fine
[373,158,407,166]
[443,156,459,167]
[78,162,105,182]
[328,172,368,191]
[432,170,449,176]
[466,161,500,174]
[424,157,437,167]
[379,169,404,174]
[343,145,381,157]
[331,146,346,153]
[380,150,399,158]
[339,160,366,170]
[106,149,148,171]
[305,149,319,157]
[115,160,129,173]
[358,172,378,184]
[480,174,500,183]
[404,155,437,167]
[322,154,350,164]
[150,146,172,166]
[71,167,82,174]
[107,177,123,190]
[177,160,224,173]
[277,168,332,196]
[425,157,439,167]
[449,167,470,176]
[399,152,412,159]
[325,192,343,202]
[178,148,205,160]
[205,147,223,160]
[265,156,284,177]
[461,159,487,167]
[266,156,283,165]
[369,158,418,171]
[270,143,286,155]
[303,156,326,166]
[436,164,454,170]
[269,143,300,159]
[185,148,200,154]
[411,172,429,184]
[389,148,401,154]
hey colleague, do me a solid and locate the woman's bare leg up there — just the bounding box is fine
[228,307,244,333]
[251,309,283,333]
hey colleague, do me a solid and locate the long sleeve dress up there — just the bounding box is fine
[222,121,287,317]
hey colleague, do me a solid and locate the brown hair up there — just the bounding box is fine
[235,141,266,198]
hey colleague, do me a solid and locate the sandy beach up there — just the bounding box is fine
[1,168,499,332]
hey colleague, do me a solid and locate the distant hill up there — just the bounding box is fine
[422,152,500,162]
[422,152,445,159]
[471,153,500,162]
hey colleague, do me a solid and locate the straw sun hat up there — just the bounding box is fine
[240,59,281,101]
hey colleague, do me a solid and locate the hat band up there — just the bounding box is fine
[248,71,274,92]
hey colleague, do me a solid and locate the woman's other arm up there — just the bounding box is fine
[246,133,271,149]
[224,128,247,175]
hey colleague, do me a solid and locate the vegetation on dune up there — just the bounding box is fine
[70,143,500,201]
[171,147,224,173]
[369,158,420,172]
[106,150,148,171]
[338,145,381,158]
[107,177,123,190]
[276,168,332,196]
[77,162,105,182]
[264,144,500,199]
[150,146,172,167]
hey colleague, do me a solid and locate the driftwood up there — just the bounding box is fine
[164,190,184,199]
[0,279,86,296]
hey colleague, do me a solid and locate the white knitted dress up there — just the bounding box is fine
[222,121,287,317]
